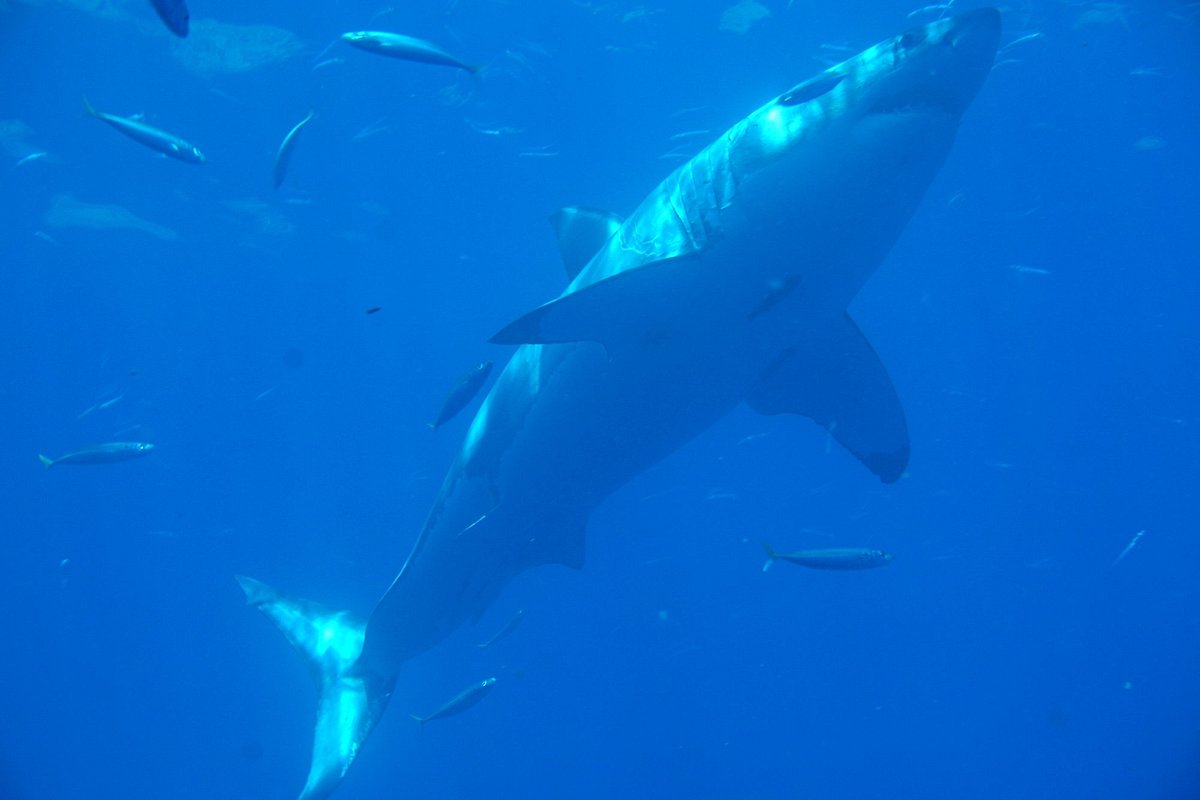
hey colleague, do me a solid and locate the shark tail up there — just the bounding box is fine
[81,95,98,118]
[38,454,54,469]
[237,575,394,800]
[761,542,778,572]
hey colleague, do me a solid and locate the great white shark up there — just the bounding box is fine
[238,9,1000,798]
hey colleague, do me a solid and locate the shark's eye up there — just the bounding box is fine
[778,73,844,106]
[898,29,925,50]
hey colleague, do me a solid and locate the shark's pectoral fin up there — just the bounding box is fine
[464,524,585,626]
[549,206,623,280]
[491,254,700,346]
[746,313,909,482]
[237,576,393,800]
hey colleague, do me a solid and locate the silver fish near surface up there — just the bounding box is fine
[39,441,155,468]
[761,543,894,571]
[273,111,315,189]
[83,97,204,163]
[148,0,189,37]
[428,361,493,430]
[340,31,481,73]
[237,10,1000,799]
[409,677,497,726]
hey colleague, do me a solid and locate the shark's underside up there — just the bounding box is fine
[239,9,1000,798]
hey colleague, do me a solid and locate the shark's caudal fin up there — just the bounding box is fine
[237,576,394,800]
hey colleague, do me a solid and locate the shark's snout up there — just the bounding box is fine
[938,7,1002,109]
[949,7,1002,45]
[869,7,1000,117]
[945,7,1002,67]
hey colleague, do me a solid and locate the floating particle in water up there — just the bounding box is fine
[282,348,305,369]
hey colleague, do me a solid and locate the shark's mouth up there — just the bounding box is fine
[870,84,966,117]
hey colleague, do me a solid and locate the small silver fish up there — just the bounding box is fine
[352,119,391,142]
[341,31,481,73]
[476,609,524,649]
[311,57,345,72]
[410,677,497,726]
[429,361,493,430]
[1006,263,1052,276]
[273,111,315,189]
[908,4,954,19]
[83,97,204,163]
[39,441,155,468]
[1111,529,1145,567]
[12,151,49,169]
[76,388,128,419]
[761,542,894,571]
[746,274,802,320]
[1000,32,1044,53]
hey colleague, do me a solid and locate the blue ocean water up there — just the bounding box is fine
[1,1,1197,798]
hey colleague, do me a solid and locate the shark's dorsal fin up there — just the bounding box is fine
[491,254,699,346]
[746,313,909,482]
[549,206,623,281]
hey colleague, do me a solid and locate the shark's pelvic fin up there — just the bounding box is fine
[237,576,393,800]
[761,541,779,572]
[490,254,700,346]
[746,313,910,483]
[528,516,587,571]
[549,206,624,280]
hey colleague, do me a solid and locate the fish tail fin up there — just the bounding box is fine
[237,575,393,800]
[81,95,98,118]
[38,454,54,469]
[409,714,427,728]
[761,541,777,572]
[426,421,438,431]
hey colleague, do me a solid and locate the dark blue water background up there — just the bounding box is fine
[1,1,1197,798]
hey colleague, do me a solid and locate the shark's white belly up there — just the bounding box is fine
[359,290,778,673]
[359,109,963,674]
